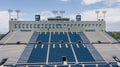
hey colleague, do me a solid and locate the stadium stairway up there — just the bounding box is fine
[18,32,39,63]
[78,32,104,61]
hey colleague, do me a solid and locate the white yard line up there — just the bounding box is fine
[67,32,78,64]
[46,32,51,64]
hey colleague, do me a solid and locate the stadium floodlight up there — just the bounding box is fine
[15,10,20,20]
[8,9,13,20]
[95,10,100,20]
[52,10,58,17]
[102,11,107,20]
[60,11,65,17]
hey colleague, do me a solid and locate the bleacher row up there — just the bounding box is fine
[26,32,119,67]
[28,32,94,63]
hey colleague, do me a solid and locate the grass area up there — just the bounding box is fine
[0,34,5,40]
[107,32,120,40]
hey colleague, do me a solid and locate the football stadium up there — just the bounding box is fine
[0,11,120,67]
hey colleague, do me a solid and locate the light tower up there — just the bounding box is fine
[60,11,65,17]
[8,9,13,20]
[95,10,100,20]
[52,10,58,17]
[102,10,107,21]
[15,10,20,20]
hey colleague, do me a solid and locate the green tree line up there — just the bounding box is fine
[107,32,120,40]
[0,34,5,40]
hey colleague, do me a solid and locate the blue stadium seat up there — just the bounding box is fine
[69,32,94,62]
[28,32,94,64]
[85,64,96,67]
[28,44,48,63]
[28,32,50,63]
[98,64,110,67]
[51,32,68,42]
[57,65,68,67]
[43,65,54,67]
[28,66,40,67]
[71,64,82,67]
[37,32,50,42]
[49,44,75,62]
[112,64,119,67]
[68,32,82,42]
[72,44,94,62]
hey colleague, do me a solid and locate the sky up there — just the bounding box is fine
[0,0,120,33]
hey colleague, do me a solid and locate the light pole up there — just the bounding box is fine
[52,10,58,17]
[8,9,13,20]
[102,11,107,21]
[96,11,100,20]
[15,10,20,20]
[60,11,65,17]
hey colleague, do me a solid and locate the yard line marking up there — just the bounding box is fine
[46,32,51,64]
[67,32,78,64]
[76,44,79,48]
